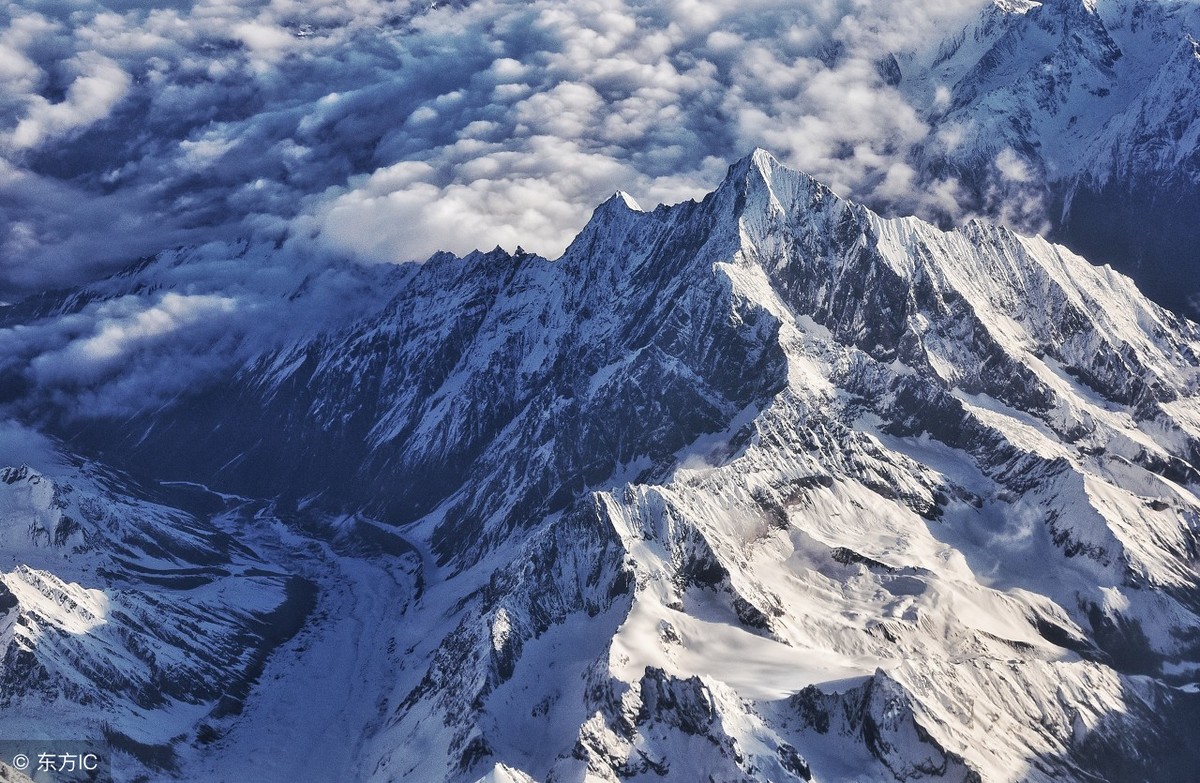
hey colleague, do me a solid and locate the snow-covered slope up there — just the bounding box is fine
[4,150,1200,781]
[0,453,314,778]
[353,150,1200,783]
[0,439,425,780]
[896,0,1200,314]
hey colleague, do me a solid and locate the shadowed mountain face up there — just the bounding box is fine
[64,184,792,567]
[4,150,1200,781]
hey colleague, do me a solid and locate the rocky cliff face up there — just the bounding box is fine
[3,150,1200,781]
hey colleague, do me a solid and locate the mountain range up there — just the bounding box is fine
[889,0,1200,316]
[3,147,1200,781]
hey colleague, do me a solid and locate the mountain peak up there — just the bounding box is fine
[728,147,786,183]
[613,191,643,211]
[1033,0,1122,65]
[992,0,1039,13]
[594,190,644,215]
[748,146,780,169]
[8,145,1200,782]
[717,148,842,237]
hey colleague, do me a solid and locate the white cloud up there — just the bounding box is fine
[995,147,1033,183]
[0,239,398,418]
[0,0,1001,291]
[30,293,239,386]
[309,137,640,262]
[7,52,130,151]
[0,421,61,472]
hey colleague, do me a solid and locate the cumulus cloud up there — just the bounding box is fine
[295,0,993,262]
[0,291,243,418]
[0,0,1002,296]
[6,52,130,150]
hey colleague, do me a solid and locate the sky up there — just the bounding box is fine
[0,0,993,297]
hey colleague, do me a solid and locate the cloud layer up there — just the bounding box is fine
[0,239,398,417]
[0,0,996,295]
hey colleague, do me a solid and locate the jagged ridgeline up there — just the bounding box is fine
[883,0,1200,317]
[4,150,1200,781]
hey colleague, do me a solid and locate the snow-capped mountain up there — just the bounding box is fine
[4,150,1200,781]
[894,0,1200,315]
[0,454,312,777]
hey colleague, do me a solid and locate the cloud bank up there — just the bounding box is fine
[0,239,399,417]
[0,0,997,295]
